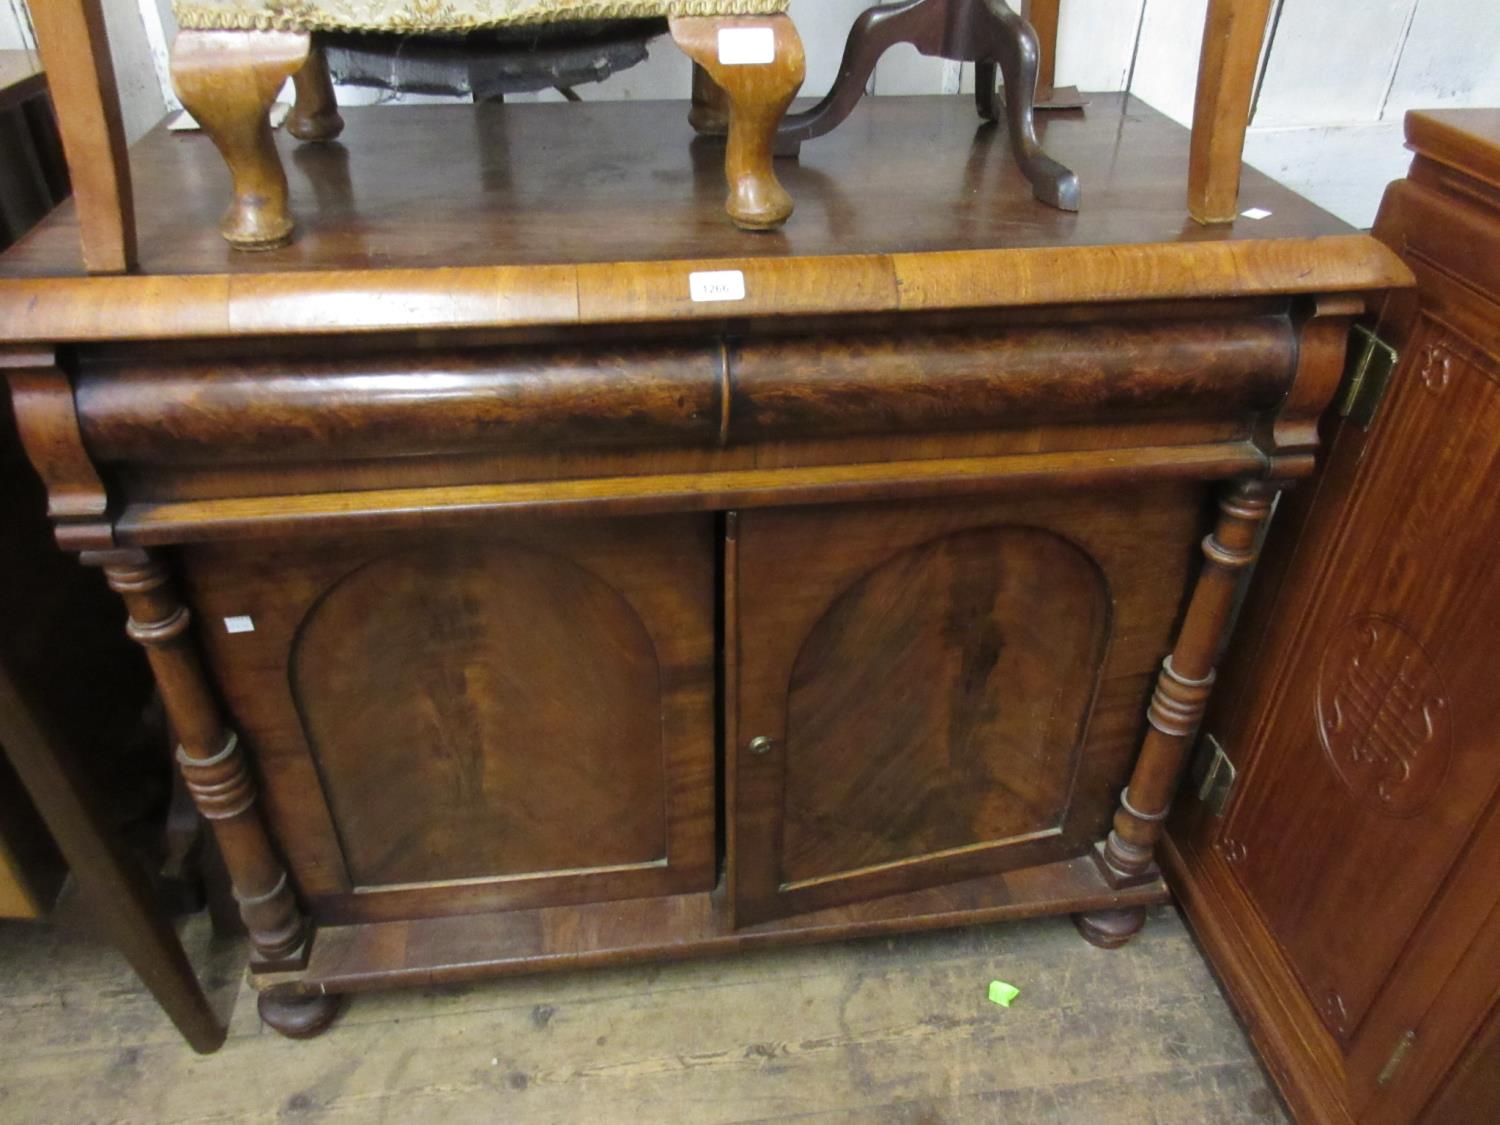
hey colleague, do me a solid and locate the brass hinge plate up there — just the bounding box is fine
[1191,734,1237,817]
[1340,324,1400,430]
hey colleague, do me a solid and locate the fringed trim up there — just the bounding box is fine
[172,0,788,34]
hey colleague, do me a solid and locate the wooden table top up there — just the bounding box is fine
[0,50,45,113]
[1406,107,1500,193]
[0,93,1410,343]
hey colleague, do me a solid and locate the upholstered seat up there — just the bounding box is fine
[167,0,803,249]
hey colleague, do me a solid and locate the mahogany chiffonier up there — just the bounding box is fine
[1167,110,1500,1124]
[0,94,1408,1040]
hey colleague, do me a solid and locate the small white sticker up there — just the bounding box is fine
[718,27,776,66]
[690,269,747,303]
[1240,207,1273,220]
[224,615,256,635]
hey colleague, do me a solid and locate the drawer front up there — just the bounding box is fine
[179,514,716,923]
[728,485,1207,925]
[74,315,1295,468]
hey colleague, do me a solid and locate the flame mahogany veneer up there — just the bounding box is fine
[0,95,1409,1042]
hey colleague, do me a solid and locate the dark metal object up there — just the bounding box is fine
[320,20,662,102]
[775,0,1079,212]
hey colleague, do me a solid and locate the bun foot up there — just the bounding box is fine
[257,987,344,1039]
[1074,907,1147,949]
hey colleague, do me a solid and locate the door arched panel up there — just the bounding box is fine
[291,540,666,888]
[731,489,1203,925]
[781,526,1110,886]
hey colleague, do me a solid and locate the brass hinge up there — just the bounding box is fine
[1340,324,1400,430]
[1378,1029,1417,1088]
[1191,734,1237,817]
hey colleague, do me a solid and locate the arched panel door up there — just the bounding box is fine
[729,491,1204,926]
[291,541,669,889]
[181,515,717,922]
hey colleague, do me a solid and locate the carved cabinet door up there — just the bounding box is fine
[1211,316,1500,1047]
[1169,227,1500,1117]
[728,487,1207,925]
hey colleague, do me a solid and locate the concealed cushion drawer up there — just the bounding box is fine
[74,315,1296,466]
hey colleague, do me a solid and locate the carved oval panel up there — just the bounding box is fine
[291,540,666,888]
[1316,614,1451,818]
[781,526,1110,884]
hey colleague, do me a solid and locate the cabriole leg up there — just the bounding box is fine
[288,43,344,143]
[979,0,1079,210]
[689,62,730,136]
[670,15,806,231]
[89,550,311,971]
[170,30,310,250]
[1076,480,1278,944]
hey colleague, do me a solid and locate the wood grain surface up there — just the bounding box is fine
[0,96,1409,342]
[0,897,1287,1122]
[24,0,134,274]
[731,485,1203,924]
[179,516,718,923]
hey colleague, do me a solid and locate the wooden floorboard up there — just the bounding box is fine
[0,896,1285,1124]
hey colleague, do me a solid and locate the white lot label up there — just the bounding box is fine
[689,269,747,303]
[718,27,776,66]
[1240,207,1273,220]
[223,615,256,635]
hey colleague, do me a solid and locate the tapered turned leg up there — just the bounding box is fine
[1076,480,1278,943]
[689,63,730,137]
[670,15,806,230]
[287,44,343,143]
[978,0,1079,210]
[88,550,311,971]
[170,30,310,250]
[258,986,344,1040]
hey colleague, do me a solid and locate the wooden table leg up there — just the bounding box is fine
[777,0,1078,211]
[170,30,310,251]
[1076,479,1278,948]
[1188,0,1275,224]
[689,63,730,137]
[670,16,806,231]
[0,661,225,1053]
[287,43,343,144]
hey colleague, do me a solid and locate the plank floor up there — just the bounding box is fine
[0,898,1284,1124]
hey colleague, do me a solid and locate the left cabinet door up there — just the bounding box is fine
[178,514,717,923]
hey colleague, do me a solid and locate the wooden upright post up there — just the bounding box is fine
[28,0,136,273]
[1188,0,1275,224]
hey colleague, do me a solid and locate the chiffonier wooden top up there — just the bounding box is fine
[0,93,1409,343]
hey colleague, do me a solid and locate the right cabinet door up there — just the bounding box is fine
[728,486,1207,925]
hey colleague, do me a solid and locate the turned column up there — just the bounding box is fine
[90,549,309,969]
[1077,480,1278,948]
